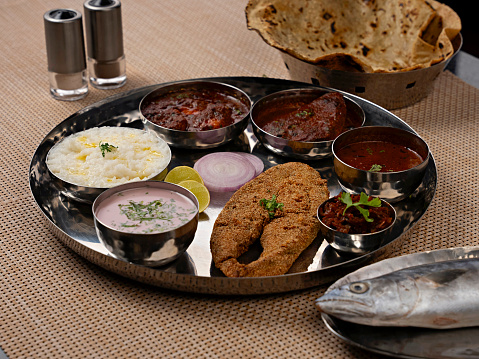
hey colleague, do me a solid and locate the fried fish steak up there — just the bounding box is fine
[210,162,329,277]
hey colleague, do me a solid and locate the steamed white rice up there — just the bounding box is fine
[46,126,171,188]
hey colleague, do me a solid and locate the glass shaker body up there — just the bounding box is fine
[88,55,126,89]
[48,71,88,101]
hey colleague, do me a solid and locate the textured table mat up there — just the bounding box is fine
[1,1,479,358]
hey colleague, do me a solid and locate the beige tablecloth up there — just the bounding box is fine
[1,1,479,358]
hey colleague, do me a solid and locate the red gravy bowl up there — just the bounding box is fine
[140,80,252,149]
[317,193,396,254]
[251,88,365,160]
[333,126,430,202]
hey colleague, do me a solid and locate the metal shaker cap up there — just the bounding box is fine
[84,0,124,62]
[44,9,87,74]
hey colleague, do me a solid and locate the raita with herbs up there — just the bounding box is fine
[95,187,198,234]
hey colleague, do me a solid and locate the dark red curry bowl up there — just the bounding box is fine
[332,126,430,202]
[250,88,365,160]
[139,80,252,149]
[317,194,396,255]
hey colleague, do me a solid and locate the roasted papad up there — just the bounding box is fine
[246,0,461,73]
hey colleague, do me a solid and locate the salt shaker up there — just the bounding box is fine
[44,9,89,101]
[83,0,127,89]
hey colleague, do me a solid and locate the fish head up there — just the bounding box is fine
[315,274,419,326]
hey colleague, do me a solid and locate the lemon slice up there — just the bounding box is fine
[178,180,210,213]
[164,166,204,185]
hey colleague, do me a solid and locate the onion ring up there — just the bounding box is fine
[193,152,256,192]
[231,152,264,177]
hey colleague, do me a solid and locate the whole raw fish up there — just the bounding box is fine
[315,257,479,329]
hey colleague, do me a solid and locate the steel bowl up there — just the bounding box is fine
[333,126,430,203]
[139,80,252,149]
[92,181,199,267]
[250,88,365,160]
[317,196,396,255]
[46,127,171,204]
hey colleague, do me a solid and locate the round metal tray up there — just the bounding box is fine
[29,77,437,295]
[321,246,479,359]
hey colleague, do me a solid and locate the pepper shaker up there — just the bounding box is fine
[44,9,89,101]
[83,0,127,89]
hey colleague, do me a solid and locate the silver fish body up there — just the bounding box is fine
[316,258,479,329]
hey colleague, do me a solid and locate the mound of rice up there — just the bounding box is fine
[46,127,171,188]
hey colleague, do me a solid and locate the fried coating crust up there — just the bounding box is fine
[210,162,329,277]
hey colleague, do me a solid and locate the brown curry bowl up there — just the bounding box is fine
[139,80,252,149]
[250,88,365,160]
[332,126,430,203]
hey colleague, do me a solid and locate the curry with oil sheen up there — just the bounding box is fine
[141,87,249,131]
[336,140,424,172]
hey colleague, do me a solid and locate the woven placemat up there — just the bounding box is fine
[1,0,479,358]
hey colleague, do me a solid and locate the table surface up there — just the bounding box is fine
[1,1,479,358]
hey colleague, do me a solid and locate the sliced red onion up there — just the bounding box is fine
[232,152,264,177]
[193,152,256,192]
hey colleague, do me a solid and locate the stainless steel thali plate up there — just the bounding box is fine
[321,246,479,359]
[29,77,437,295]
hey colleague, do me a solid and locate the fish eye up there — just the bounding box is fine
[349,282,369,294]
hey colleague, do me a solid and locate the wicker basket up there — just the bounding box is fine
[281,35,462,110]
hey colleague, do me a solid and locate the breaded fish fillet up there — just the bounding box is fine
[210,162,329,277]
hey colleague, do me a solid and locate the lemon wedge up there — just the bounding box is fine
[177,180,210,213]
[164,166,204,185]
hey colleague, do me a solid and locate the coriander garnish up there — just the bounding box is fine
[369,164,383,172]
[118,199,169,226]
[340,192,381,222]
[295,110,314,117]
[259,194,284,219]
[99,142,118,157]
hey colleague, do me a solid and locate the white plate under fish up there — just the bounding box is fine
[321,246,479,359]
